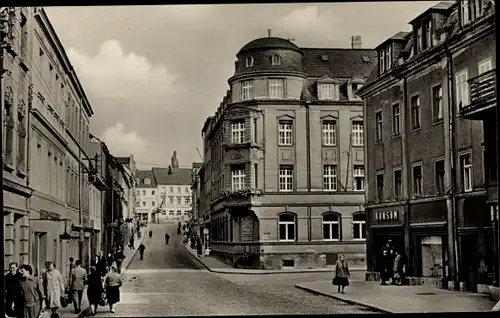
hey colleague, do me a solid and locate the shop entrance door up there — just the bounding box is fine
[460,233,478,292]
[372,232,404,272]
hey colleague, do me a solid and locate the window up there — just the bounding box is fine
[185,187,190,193]
[352,83,363,99]
[184,197,190,204]
[323,213,340,241]
[142,190,146,195]
[410,95,421,130]
[375,111,383,141]
[152,201,155,207]
[278,214,296,241]
[177,197,182,204]
[461,154,472,192]
[416,28,423,53]
[478,58,492,74]
[352,121,364,146]
[152,190,155,195]
[353,165,365,191]
[241,80,253,101]
[322,120,337,146]
[435,160,445,194]
[319,83,335,100]
[136,190,140,196]
[278,121,293,145]
[245,56,254,67]
[352,213,366,240]
[279,165,293,192]
[379,50,385,74]
[231,167,245,191]
[177,211,182,216]
[142,201,146,207]
[412,164,423,197]
[271,55,281,65]
[323,165,338,191]
[169,211,174,215]
[423,21,432,50]
[432,85,443,122]
[231,121,245,144]
[460,0,482,25]
[456,69,469,110]
[169,196,174,204]
[392,103,400,135]
[177,187,181,193]
[376,173,384,201]
[269,79,284,98]
[394,169,402,199]
[385,45,392,70]
[169,187,174,193]
[144,178,151,185]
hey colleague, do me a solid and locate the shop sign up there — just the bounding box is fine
[375,210,400,222]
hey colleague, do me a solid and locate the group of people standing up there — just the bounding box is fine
[379,243,405,286]
[4,253,125,318]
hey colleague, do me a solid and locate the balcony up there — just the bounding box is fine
[461,69,497,120]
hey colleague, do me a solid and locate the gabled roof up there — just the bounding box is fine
[135,170,157,188]
[301,48,378,79]
[152,167,192,186]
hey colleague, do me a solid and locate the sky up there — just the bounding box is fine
[45,2,441,169]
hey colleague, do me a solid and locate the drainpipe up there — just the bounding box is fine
[401,75,411,276]
[445,48,460,291]
[305,101,311,242]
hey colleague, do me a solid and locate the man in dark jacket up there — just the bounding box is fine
[114,248,126,274]
[5,262,21,317]
[138,243,146,260]
[165,233,171,245]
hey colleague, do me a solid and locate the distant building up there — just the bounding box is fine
[135,151,193,223]
[200,34,377,269]
[357,0,496,291]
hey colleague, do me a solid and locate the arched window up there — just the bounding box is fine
[323,213,341,241]
[271,55,281,65]
[245,56,254,67]
[352,212,366,240]
[142,201,146,207]
[278,213,296,241]
[144,178,151,185]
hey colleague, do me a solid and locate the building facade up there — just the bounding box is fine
[2,7,32,273]
[357,0,496,291]
[135,169,158,223]
[200,35,377,269]
[116,154,137,221]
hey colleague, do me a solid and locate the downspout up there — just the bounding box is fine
[445,47,460,291]
[345,123,353,191]
[78,97,83,262]
[401,75,411,276]
[305,101,311,242]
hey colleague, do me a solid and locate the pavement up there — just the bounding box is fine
[59,227,146,318]
[183,243,367,274]
[295,280,498,313]
[86,223,376,316]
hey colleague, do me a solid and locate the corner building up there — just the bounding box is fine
[201,36,377,269]
[357,0,496,292]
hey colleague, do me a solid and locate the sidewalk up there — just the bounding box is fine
[59,227,146,318]
[184,243,366,274]
[295,280,497,313]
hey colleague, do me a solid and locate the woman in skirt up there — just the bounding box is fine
[87,266,104,315]
[333,254,350,294]
[104,265,122,313]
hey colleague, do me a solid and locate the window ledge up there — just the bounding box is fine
[323,239,341,242]
[352,144,364,148]
[393,133,401,139]
[278,144,294,147]
[411,127,422,133]
[16,169,27,179]
[432,119,444,126]
[322,144,337,148]
[4,162,15,173]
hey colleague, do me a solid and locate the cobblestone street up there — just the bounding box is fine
[95,224,377,316]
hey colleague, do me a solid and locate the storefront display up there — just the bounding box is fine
[420,236,444,277]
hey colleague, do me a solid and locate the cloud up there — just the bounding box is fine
[101,122,146,157]
[274,5,336,41]
[67,40,177,103]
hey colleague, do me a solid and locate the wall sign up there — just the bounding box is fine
[375,210,400,222]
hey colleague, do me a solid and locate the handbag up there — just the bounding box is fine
[60,295,68,308]
[37,308,50,318]
[99,292,107,307]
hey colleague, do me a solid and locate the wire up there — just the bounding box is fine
[57,7,116,29]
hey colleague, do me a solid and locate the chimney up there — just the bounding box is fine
[268,29,272,37]
[351,35,362,49]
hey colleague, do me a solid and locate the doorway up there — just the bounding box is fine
[459,233,478,292]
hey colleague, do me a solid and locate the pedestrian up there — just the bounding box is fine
[165,233,170,245]
[392,251,404,285]
[196,238,203,257]
[149,230,153,238]
[97,252,107,278]
[380,249,390,285]
[86,266,104,316]
[14,264,46,318]
[177,227,181,235]
[129,237,135,250]
[70,260,87,314]
[388,248,396,284]
[41,261,65,317]
[114,248,126,275]
[5,262,21,318]
[104,265,122,313]
[138,243,146,260]
[332,254,350,294]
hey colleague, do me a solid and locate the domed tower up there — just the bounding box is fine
[229,33,307,103]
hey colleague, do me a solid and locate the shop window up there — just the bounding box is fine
[278,213,296,241]
[323,213,340,241]
[420,236,444,277]
[352,213,366,240]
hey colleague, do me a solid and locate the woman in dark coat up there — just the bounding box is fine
[87,266,104,315]
[333,254,350,294]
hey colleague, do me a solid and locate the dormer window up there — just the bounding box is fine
[385,46,392,70]
[245,56,254,68]
[144,178,151,185]
[348,77,365,100]
[271,55,281,65]
[352,83,363,99]
[461,0,483,26]
[416,28,423,54]
[318,83,336,100]
[379,50,385,74]
[423,21,432,49]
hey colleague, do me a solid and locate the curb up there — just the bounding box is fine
[294,284,390,313]
[183,243,215,272]
[182,244,367,275]
[120,228,146,278]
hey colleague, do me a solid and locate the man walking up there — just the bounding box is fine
[114,248,126,274]
[70,260,87,314]
[138,243,146,260]
[165,233,170,245]
[5,262,21,318]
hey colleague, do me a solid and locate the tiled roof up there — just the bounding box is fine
[301,48,378,79]
[238,37,301,56]
[135,170,157,188]
[389,31,411,41]
[432,1,456,10]
[152,167,192,185]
